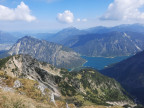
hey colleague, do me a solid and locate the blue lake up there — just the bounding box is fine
[82,56,130,70]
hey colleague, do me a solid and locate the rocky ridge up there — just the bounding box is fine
[0,54,136,107]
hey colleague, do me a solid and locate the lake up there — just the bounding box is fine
[82,56,130,70]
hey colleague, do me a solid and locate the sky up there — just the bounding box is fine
[0,0,144,32]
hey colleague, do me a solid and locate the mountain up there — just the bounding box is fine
[0,54,76,107]
[0,54,135,107]
[33,33,54,41]
[2,36,85,69]
[27,24,144,58]
[86,24,144,34]
[101,50,144,104]
[0,31,18,44]
[0,31,19,52]
[59,68,134,106]
[85,26,109,34]
[0,54,61,96]
[48,27,88,43]
[62,31,144,57]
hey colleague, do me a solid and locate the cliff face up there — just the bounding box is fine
[7,36,85,69]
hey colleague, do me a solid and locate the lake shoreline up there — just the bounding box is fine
[81,56,130,70]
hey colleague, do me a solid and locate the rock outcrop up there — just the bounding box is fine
[0,54,61,96]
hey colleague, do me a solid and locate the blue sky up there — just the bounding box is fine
[0,0,144,32]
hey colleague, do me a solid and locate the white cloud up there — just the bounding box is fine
[77,18,81,22]
[57,10,74,23]
[0,2,36,22]
[101,0,144,21]
[77,18,87,22]
[82,18,87,22]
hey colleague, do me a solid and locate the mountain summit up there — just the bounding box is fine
[5,36,85,69]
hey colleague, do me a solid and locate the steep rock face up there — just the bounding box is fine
[6,36,85,69]
[101,50,144,104]
[63,31,144,57]
[0,55,61,96]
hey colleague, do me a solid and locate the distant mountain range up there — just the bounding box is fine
[0,31,19,51]
[33,24,144,57]
[85,23,144,34]
[33,33,54,41]
[0,36,85,69]
[1,23,144,57]
[101,50,144,104]
[0,31,18,44]
[32,27,87,43]
[62,31,144,57]
[49,27,87,43]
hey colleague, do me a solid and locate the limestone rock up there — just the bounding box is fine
[13,80,22,88]
[7,36,85,69]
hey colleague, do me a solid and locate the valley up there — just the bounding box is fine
[0,24,144,107]
[1,0,144,107]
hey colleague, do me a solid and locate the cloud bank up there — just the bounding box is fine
[57,10,74,23]
[101,0,144,21]
[0,2,36,22]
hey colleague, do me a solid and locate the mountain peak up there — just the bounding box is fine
[19,36,36,40]
[6,36,86,69]
[60,26,79,32]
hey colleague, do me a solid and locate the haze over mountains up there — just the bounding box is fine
[1,23,144,57]
[1,23,144,67]
[34,24,144,57]
[85,24,144,34]
[0,31,18,44]
[0,31,19,51]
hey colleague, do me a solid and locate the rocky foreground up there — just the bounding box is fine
[0,55,137,108]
